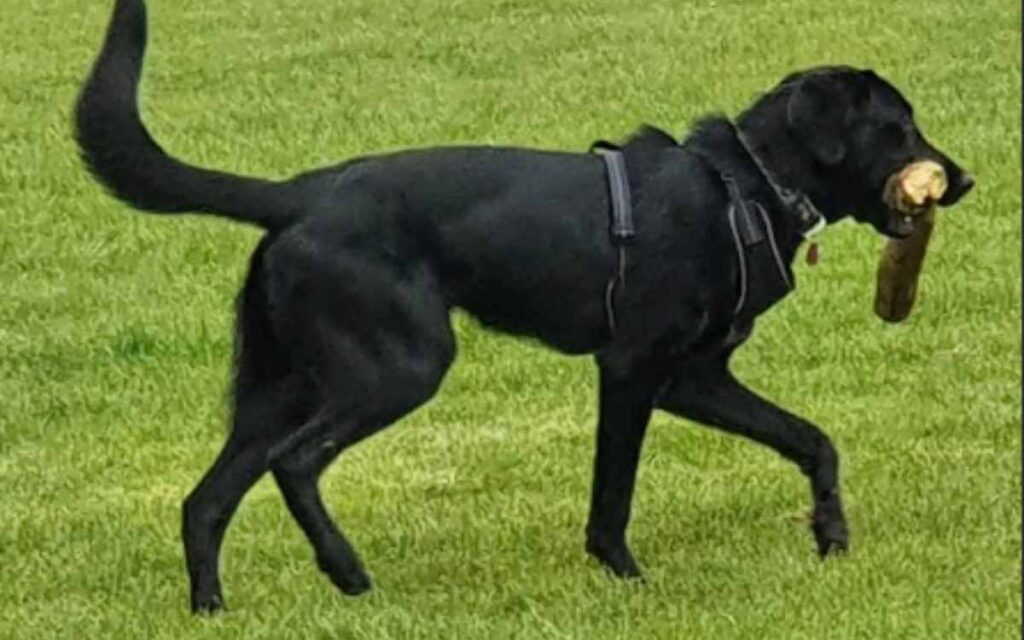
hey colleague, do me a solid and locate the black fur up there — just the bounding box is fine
[75,0,974,613]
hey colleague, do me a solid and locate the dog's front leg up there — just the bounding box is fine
[656,356,849,557]
[584,357,663,579]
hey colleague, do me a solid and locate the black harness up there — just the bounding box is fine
[591,128,827,335]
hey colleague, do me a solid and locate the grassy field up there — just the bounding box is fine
[1,0,1020,637]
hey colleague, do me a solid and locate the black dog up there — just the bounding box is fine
[75,0,973,613]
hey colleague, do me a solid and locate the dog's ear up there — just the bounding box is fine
[786,75,847,165]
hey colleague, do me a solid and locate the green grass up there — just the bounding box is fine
[1,0,1020,637]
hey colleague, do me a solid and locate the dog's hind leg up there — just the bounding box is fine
[261,231,456,597]
[180,237,313,614]
[269,403,405,597]
[182,351,313,613]
[271,433,364,594]
[182,421,274,613]
[267,324,454,598]
[266,385,437,598]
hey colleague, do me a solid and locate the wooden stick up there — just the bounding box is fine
[874,161,946,323]
[874,207,937,322]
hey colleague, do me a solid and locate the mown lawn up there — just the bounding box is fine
[0,0,1019,638]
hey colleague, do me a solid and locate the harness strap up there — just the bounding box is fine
[591,141,635,335]
[592,142,636,244]
[726,204,749,317]
[722,172,792,317]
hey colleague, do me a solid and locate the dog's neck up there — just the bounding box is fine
[734,102,852,224]
[733,129,826,238]
[684,118,828,265]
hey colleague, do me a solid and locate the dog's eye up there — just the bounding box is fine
[880,122,907,146]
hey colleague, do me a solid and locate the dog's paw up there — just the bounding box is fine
[191,592,225,616]
[315,549,372,596]
[811,491,850,558]
[322,563,372,596]
[812,518,849,557]
[586,539,645,581]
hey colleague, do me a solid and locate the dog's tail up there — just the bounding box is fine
[74,0,301,231]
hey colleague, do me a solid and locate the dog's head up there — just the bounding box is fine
[753,67,974,237]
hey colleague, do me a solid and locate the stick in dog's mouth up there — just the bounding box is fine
[874,160,948,322]
[882,160,948,236]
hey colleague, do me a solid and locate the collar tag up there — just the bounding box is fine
[803,215,825,266]
[806,242,820,266]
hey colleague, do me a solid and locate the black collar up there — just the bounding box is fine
[734,127,827,240]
